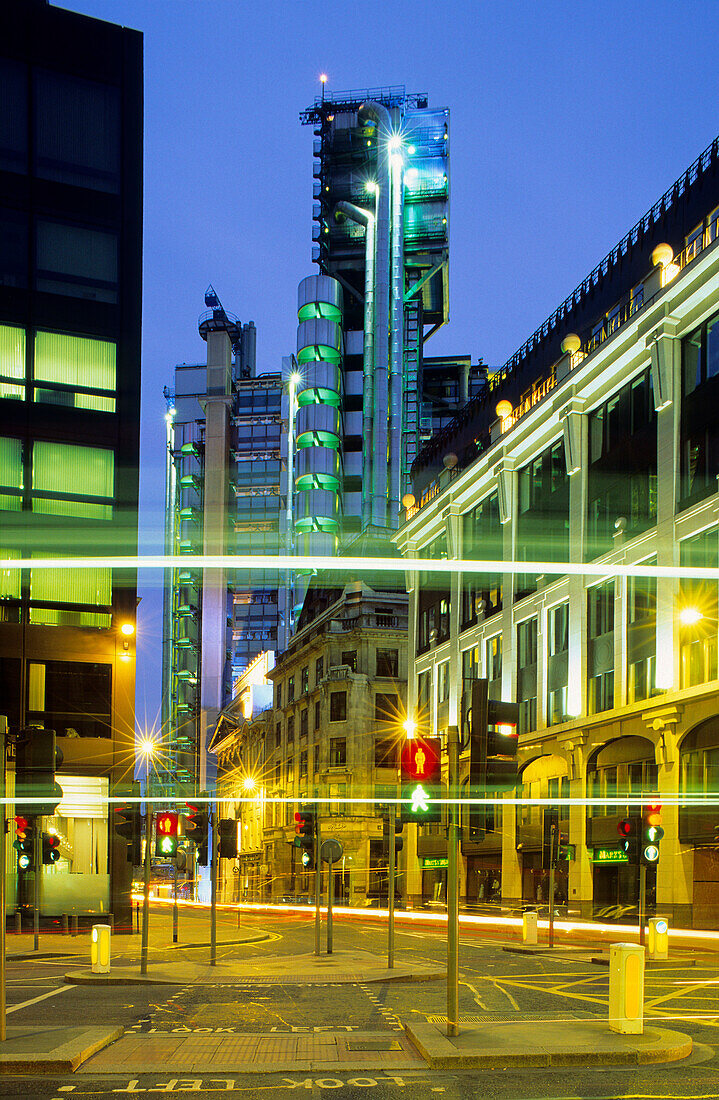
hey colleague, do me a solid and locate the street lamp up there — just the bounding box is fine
[403,717,416,740]
[679,606,703,627]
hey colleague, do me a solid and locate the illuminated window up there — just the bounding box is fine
[34,331,116,412]
[0,548,20,599]
[0,436,23,510]
[0,324,25,400]
[32,441,114,519]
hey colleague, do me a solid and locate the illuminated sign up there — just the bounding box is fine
[422,858,449,869]
[592,848,628,864]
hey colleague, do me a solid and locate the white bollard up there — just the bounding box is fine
[609,942,645,1034]
[91,923,112,974]
[522,910,538,945]
[647,917,669,960]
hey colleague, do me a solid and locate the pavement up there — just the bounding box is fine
[404,1018,693,1068]
[0,1026,123,1074]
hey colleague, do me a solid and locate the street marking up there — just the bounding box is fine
[6,984,70,1014]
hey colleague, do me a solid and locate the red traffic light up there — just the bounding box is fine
[14,815,29,838]
[401,737,441,784]
[156,812,178,837]
[618,818,633,836]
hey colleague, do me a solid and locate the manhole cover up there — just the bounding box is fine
[347,1039,402,1051]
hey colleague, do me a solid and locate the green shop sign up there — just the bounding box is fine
[423,858,449,869]
[593,848,628,864]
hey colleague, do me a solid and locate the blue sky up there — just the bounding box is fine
[63,0,719,728]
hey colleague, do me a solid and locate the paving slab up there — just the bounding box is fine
[405,1018,692,1068]
[79,1028,424,1073]
[66,950,445,987]
[0,1025,123,1074]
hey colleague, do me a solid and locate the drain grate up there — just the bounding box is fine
[347,1039,403,1051]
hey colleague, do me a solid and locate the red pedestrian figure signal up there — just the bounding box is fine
[401,737,440,784]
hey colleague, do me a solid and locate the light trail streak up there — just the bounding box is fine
[4,794,719,806]
[0,552,718,581]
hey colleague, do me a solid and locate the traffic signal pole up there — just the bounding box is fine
[173,860,179,944]
[447,723,460,1038]
[140,811,151,975]
[388,803,396,969]
[548,823,556,949]
[639,863,646,946]
[33,821,40,951]
[210,804,218,966]
[314,816,321,957]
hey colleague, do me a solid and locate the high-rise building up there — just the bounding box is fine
[162,293,284,796]
[292,85,454,568]
[0,0,142,925]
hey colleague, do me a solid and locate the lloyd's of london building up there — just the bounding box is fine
[396,134,719,928]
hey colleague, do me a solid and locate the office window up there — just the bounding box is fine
[0,211,28,290]
[300,750,308,779]
[680,528,718,688]
[313,743,319,774]
[516,618,537,735]
[0,436,23,511]
[0,325,26,401]
[315,656,324,683]
[547,602,569,724]
[437,661,450,702]
[286,758,293,784]
[329,737,346,765]
[462,492,503,624]
[32,441,113,519]
[275,722,281,747]
[681,310,719,506]
[486,635,502,694]
[314,700,320,731]
[341,650,357,672]
[276,683,282,708]
[587,580,615,713]
[34,70,120,193]
[288,676,294,702]
[301,665,309,694]
[300,708,308,737]
[27,660,111,738]
[0,548,20,600]
[36,222,118,304]
[377,648,398,677]
[375,738,399,768]
[517,440,568,599]
[375,692,399,721]
[627,567,656,703]
[330,691,346,721]
[30,558,110,608]
[287,715,294,744]
[0,58,28,173]
[34,331,116,413]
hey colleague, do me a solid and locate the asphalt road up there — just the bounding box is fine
[3,908,719,1100]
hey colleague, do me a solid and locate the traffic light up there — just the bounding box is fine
[618,815,641,865]
[382,814,404,856]
[185,803,209,865]
[400,736,442,823]
[15,728,63,816]
[218,818,238,859]
[114,805,142,865]
[641,803,664,866]
[542,810,558,871]
[155,811,179,857]
[294,807,316,868]
[468,680,519,838]
[41,832,61,865]
[13,816,35,871]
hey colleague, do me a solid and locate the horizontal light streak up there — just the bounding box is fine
[7,794,719,807]
[0,552,718,581]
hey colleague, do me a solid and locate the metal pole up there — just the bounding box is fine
[140,810,151,975]
[33,819,39,951]
[1,717,7,1041]
[327,856,333,955]
[210,804,217,965]
[447,724,460,1038]
[388,805,395,969]
[548,824,555,949]
[639,863,646,946]
[172,860,178,944]
[314,818,321,956]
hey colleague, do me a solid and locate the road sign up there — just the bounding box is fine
[320,838,343,864]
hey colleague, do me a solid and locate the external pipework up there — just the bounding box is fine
[389,148,405,528]
[294,275,343,578]
[360,101,393,528]
[334,200,375,533]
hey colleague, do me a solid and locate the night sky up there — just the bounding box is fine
[62,0,719,731]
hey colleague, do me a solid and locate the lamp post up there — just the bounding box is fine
[138,737,156,975]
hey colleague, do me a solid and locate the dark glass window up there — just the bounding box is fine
[329,737,346,765]
[314,700,320,731]
[376,648,398,677]
[276,683,282,708]
[301,666,309,693]
[300,708,308,737]
[375,738,399,767]
[26,660,111,738]
[330,691,346,721]
[36,220,118,303]
[34,70,120,193]
[517,440,568,599]
[547,602,569,725]
[288,676,294,703]
[627,566,656,703]
[287,715,294,744]
[0,210,29,289]
[375,692,399,721]
[461,491,503,625]
[315,656,324,683]
[681,312,719,507]
[341,650,357,672]
[587,581,614,713]
[275,722,281,747]
[300,750,308,779]
[0,58,28,173]
[516,619,537,735]
[417,534,450,652]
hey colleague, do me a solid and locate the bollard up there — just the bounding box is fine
[71,914,78,936]
[647,917,669,960]
[15,910,21,934]
[609,942,645,1034]
[62,914,69,936]
[91,924,112,974]
[522,910,538,945]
